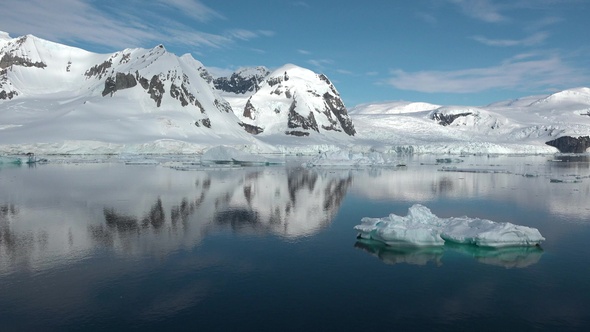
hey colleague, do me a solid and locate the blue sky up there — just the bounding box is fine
[1,0,589,106]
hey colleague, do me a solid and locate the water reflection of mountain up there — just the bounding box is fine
[213,168,352,237]
[88,167,352,253]
[1,166,353,272]
[355,239,543,268]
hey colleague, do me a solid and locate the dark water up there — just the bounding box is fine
[1,155,590,331]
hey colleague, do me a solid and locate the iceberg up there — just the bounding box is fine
[201,146,284,165]
[0,156,22,165]
[355,204,545,248]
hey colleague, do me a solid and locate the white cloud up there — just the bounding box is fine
[226,29,260,41]
[292,1,310,8]
[157,0,224,22]
[472,32,548,47]
[307,59,334,69]
[387,54,587,93]
[297,49,311,55]
[448,0,506,22]
[336,69,353,75]
[415,12,437,25]
[0,0,271,51]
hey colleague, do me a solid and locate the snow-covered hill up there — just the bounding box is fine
[349,89,590,154]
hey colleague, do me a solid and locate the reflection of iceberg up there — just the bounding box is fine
[354,239,443,266]
[445,242,544,268]
[355,204,545,247]
[355,238,543,268]
[201,145,284,165]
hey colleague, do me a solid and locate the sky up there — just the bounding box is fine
[1,0,589,107]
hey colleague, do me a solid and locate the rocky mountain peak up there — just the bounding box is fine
[235,64,356,138]
[213,66,270,94]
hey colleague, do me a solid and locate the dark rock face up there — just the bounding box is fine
[243,98,256,119]
[317,74,356,136]
[147,75,165,107]
[239,122,264,135]
[170,82,196,107]
[213,67,270,94]
[322,92,355,136]
[285,130,310,137]
[137,72,149,89]
[102,77,116,97]
[115,72,137,90]
[287,100,319,133]
[0,53,47,69]
[85,60,112,79]
[546,136,590,153]
[214,99,233,113]
[0,73,18,100]
[0,90,17,100]
[430,111,473,126]
[102,72,137,96]
[201,118,211,128]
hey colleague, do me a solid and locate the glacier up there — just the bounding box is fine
[355,204,545,247]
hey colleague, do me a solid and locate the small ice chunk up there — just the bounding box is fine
[354,204,545,247]
[201,145,282,165]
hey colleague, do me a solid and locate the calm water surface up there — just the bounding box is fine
[1,155,589,331]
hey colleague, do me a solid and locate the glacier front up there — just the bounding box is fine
[355,204,545,247]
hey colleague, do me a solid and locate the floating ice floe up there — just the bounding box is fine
[355,204,545,247]
[439,166,511,174]
[201,145,284,165]
[303,150,399,167]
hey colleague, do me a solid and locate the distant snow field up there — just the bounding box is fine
[1,31,590,156]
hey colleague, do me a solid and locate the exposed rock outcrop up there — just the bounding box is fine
[287,100,319,132]
[213,67,270,94]
[546,136,590,153]
[102,72,137,96]
[0,53,46,69]
[431,111,473,126]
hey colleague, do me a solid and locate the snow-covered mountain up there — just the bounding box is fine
[0,32,359,154]
[1,31,590,155]
[232,64,356,141]
[0,32,268,153]
[350,88,590,154]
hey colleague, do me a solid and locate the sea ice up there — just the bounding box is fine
[201,145,283,165]
[355,204,545,247]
